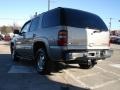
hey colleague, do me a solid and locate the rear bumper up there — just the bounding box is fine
[64,49,113,60]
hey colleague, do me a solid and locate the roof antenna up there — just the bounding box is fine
[34,12,37,17]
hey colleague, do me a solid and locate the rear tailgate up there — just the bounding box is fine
[86,29,110,49]
[67,27,110,50]
[67,27,87,50]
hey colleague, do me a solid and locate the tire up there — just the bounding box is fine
[11,45,19,62]
[79,59,96,69]
[35,48,50,74]
[79,64,93,69]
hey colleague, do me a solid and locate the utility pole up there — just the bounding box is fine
[48,0,50,11]
[109,18,112,30]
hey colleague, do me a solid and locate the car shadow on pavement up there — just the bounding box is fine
[9,57,82,75]
[0,54,12,73]
[12,60,80,75]
[0,54,90,90]
[50,62,80,73]
[3,53,80,74]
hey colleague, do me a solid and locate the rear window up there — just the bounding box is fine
[62,8,108,31]
[42,8,108,31]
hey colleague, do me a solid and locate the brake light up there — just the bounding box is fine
[58,30,68,46]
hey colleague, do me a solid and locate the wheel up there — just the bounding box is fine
[79,59,96,69]
[11,45,19,62]
[79,63,93,69]
[35,48,50,74]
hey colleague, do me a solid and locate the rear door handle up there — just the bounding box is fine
[91,31,100,35]
[93,31,100,33]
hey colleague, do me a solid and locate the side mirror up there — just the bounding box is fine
[13,29,20,34]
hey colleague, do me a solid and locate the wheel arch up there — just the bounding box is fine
[33,41,50,58]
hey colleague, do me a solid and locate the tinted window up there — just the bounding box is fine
[29,17,40,31]
[21,21,31,33]
[42,9,60,28]
[62,8,108,31]
[42,7,108,31]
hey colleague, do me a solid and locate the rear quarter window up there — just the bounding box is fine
[42,9,60,28]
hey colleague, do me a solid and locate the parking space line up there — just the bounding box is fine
[110,64,120,69]
[64,66,120,89]
[95,66,108,72]
[79,72,100,78]
[63,70,90,89]
[91,78,120,89]
[85,66,120,89]
[96,66,120,77]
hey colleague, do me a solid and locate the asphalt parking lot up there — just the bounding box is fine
[0,41,120,90]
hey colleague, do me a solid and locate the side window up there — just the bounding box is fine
[42,9,60,28]
[21,21,31,33]
[29,17,40,32]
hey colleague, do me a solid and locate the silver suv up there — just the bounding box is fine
[10,7,112,74]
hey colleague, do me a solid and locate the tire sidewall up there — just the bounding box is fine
[36,48,48,74]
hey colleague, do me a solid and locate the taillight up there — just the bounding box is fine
[58,30,68,46]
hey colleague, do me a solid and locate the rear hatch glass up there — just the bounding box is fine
[60,8,108,31]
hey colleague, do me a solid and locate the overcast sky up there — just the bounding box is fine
[0,0,120,30]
